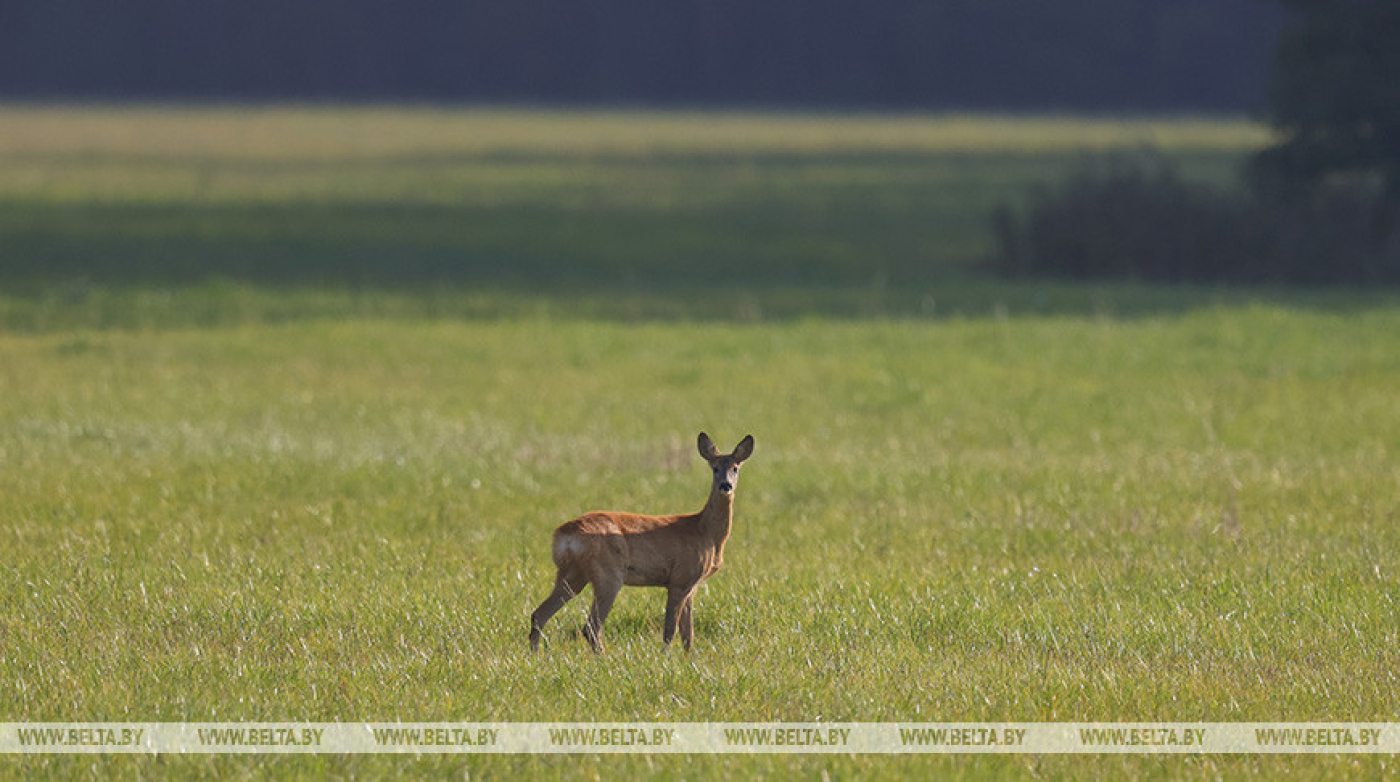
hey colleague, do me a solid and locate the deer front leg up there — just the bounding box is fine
[663,585,694,648]
[678,592,695,651]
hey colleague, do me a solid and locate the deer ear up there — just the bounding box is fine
[698,432,720,461]
[732,434,754,463]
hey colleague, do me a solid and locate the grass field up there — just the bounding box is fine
[0,106,1264,296]
[1,108,1398,779]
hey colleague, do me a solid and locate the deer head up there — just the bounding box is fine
[698,432,754,496]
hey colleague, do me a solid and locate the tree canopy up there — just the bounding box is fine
[1253,0,1400,198]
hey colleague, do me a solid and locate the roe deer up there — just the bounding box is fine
[529,432,754,653]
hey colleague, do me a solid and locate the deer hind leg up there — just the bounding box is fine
[582,575,622,654]
[530,569,584,650]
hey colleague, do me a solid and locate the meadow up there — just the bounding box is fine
[0,107,1263,301]
[1,107,1397,779]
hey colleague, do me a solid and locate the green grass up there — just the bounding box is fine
[3,310,1399,778]
[1,108,1396,779]
[0,106,1264,290]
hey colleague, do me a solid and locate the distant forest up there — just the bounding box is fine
[1,0,1283,111]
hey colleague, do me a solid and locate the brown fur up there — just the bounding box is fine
[529,432,754,652]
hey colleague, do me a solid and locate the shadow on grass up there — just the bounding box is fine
[3,278,1398,333]
[2,200,1397,331]
[0,195,966,291]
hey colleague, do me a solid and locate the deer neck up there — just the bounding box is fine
[697,487,734,547]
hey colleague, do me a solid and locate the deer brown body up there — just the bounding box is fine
[529,432,754,652]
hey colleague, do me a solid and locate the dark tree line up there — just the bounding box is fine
[1,0,1280,110]
[993,1,1400,285]
[1251,0,1400,198]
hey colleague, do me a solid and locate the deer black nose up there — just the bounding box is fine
[719,481,734,493]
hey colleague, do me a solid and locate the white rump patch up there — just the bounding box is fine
[553,535,585,560]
